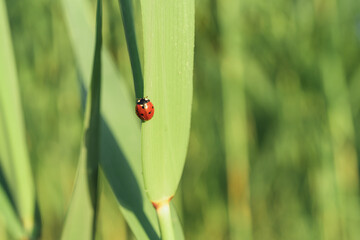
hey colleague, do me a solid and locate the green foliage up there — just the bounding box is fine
[0,184,25,238]
[0,0,35,237]
[217,0,252,239]
[1,0,360,239]
[117,0,144,98]
[61,0,102,239]
[61,0,184,238]
[141,0,195,202]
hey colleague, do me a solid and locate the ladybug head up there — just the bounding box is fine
[137,97,150,106]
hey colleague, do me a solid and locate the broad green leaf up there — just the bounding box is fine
[61,0,184,239]
[141,0,195,202]
[0,0,35,234]
[61,0,102,239]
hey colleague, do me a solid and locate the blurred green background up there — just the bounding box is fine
[2,0,360,239]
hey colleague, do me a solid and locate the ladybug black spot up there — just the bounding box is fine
[152,106,154,109]
[140,114,144,116]
[148,111,151,114]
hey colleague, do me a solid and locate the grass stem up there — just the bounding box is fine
[156,202,175,240]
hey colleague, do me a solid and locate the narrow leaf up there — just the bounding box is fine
[0,0,35,234]
[117,0,144,98]
[0,167,25,239]
[217,0,252,239]
[61,0,102,239]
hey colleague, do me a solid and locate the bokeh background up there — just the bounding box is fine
[2,0,360,239]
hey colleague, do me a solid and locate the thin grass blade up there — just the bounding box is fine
[117,0,143,98]
[61,0,102,239]
[217,0,252,239]
[0,0,35,235]
[0,176,25,238]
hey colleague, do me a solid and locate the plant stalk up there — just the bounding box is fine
[156,202,175,240]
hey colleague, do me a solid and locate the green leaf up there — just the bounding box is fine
[117,0,144,98]
[0,167,25,239]
[0,0,35,235]
[140,0,195,202]
[61,0,102,239]
[85,0,102,212]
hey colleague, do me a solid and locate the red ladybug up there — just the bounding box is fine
[135,97,154,121]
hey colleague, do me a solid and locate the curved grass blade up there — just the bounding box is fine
[61,0,102,239]
[117,0,143,98]
[61,0,184,239]
[0,0,35,235]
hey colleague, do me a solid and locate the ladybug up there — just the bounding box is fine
[135,97,155,121]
